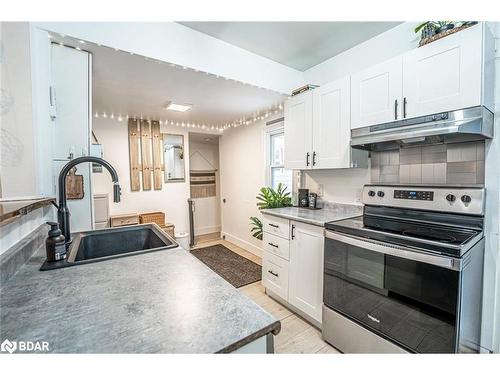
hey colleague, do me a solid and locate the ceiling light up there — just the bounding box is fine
[204,138,212,142]
[165,102,192,112]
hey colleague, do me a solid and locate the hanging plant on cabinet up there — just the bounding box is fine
[249,183,292,240]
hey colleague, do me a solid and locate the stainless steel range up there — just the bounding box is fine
[322,184,485,353]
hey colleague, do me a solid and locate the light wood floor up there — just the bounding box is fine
[191,238,340,354]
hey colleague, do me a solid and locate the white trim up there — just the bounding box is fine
[222,232,262,258]
[264,123,285,187]
[195,225,221,236]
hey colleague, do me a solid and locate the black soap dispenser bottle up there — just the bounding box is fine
[46,222,66,262]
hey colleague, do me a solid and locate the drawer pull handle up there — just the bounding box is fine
[268,242,279,248]
[367,314,380,324]
[269,223,279,228]
[268,270,279,277]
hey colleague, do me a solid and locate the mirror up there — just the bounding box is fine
[163,134,185,182]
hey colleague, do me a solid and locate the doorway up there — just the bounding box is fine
[188,133,221,244]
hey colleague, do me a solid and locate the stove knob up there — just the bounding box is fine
[377,191,385,198]
[461,195,472,203]
[446,194,456,202]
[368,190,376,197]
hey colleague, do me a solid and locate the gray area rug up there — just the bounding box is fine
[190,244,261,288]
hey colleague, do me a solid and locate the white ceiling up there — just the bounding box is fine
[52,36,286,128]
[179,22,402,71]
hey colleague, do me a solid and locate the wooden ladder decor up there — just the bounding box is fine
[128,118,141,191]
[151,120,163,190]
[140,119,153,190]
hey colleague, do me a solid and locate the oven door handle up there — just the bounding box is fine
[324,230,462,271]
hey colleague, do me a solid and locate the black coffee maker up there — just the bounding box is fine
[298,189,309,207]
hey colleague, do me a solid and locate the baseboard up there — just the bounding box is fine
[222,232,262,258]
[195,225,221,236]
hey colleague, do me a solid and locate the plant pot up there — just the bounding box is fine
[435,24,455,34]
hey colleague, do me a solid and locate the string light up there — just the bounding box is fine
[51,36,286,134]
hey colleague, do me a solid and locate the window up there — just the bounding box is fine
[267,128,292,191]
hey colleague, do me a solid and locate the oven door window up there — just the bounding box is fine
[324,236,459,353]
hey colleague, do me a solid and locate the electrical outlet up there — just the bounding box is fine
[355,188,363,202]
[318,184,324,197]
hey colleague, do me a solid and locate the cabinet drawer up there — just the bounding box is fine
[262,251,289,301]
[262,215,289,239]
[110,214,140,227]
[263,232,290,260]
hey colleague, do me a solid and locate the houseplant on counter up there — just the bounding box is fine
[249,183,292,240]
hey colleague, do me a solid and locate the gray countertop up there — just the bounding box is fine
[0,246,280,353]
[261,203,363,227]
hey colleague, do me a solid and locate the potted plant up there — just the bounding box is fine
[415,21,455,38]
[249,183,292,240]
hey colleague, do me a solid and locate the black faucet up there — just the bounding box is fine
[58,156,121,246]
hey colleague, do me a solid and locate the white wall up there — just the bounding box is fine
[0,22,37,198]
[189,139,221,236]
[219,116,279,256]
[92,118,191,233]
[0,205,55,255]
[304,22,420,85]
[32,22,303,95]
[304,167,370,205]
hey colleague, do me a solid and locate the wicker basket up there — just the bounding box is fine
[139,212,165,226]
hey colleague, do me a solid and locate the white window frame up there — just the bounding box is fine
[265,120,290,190]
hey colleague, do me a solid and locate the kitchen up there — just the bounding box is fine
[0,6,499,373]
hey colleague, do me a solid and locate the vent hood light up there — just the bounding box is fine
[165,102,192,112]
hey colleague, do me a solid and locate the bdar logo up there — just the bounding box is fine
[1,339,17,354]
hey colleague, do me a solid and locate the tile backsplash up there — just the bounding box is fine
[371,141,485,185]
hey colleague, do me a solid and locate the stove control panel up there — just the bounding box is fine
[362,185,485,215]
[394,190,433,201]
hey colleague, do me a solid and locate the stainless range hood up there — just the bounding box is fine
[350,106,494,151]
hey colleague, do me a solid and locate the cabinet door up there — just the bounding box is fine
[284,91,313,169]
[402,24,483,119]
[351,56,403,129]
[312,76,351,169]
[288,221,324,323]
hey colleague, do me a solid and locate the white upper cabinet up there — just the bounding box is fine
[284,91,313,169]
[350,23,492,129]
[351,56,403,129]
[284,78,362,170]
[402,24,484,119]
[312,77,351,169]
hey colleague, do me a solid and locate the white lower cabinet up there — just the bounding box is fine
[288,221,324,323]
[262,250,289,301]
[262,214,324,324]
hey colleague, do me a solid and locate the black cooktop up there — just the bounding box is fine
[325,215,481,257]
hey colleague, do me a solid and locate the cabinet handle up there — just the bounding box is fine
[394,99,398,120]
[269,223,279,228]
[306,152,310,166]
[268,242,279,248]
[312,151,317,166]
[291,224,296,240]
[403,97,407,118]
[268,270,279,277]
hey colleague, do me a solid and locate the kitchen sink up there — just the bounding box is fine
[40,224,178,270]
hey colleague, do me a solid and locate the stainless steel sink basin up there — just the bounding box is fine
[40,224,178,270]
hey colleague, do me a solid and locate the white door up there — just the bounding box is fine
[284,91,313,169]
[402,24,483,119]
[288,221,324,323]
[51,45,93,232]
[312,76,351,169]
[351,56,403,129]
